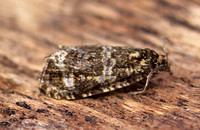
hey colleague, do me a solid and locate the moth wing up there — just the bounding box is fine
[61,46,151,94]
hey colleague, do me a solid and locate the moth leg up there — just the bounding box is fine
[130,69,154,95]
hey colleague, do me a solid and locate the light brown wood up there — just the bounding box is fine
[0,0,200,129]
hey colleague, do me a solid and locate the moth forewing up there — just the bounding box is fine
[39,45,170,100]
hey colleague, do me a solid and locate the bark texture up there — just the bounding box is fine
[0,0,200,129]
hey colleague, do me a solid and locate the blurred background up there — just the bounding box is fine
[0,0,200,129]
[0,0,200,71]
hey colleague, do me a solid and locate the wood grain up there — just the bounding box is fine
[0,0,200,129]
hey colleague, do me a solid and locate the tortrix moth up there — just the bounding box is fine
[39,44,170,100]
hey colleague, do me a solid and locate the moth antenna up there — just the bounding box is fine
[162,37,169,60]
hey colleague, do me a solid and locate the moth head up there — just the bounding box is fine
[157,55,170,72]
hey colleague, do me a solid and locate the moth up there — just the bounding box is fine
[39,44,170,100]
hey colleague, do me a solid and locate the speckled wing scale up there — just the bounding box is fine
[39,45,170,100]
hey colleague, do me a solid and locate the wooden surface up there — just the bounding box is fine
[0,0,200,129]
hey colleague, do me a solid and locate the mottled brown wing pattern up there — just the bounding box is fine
[39,45,169,100]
